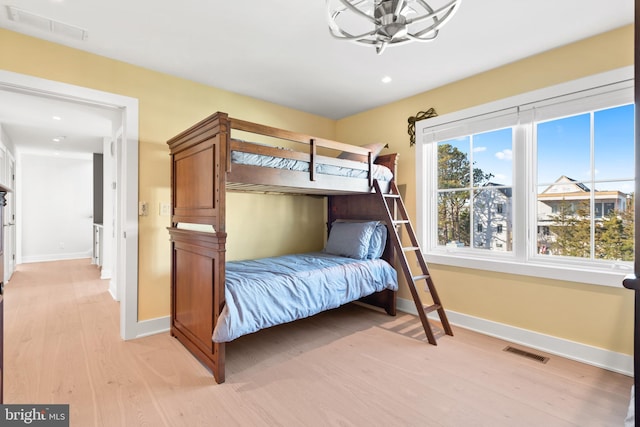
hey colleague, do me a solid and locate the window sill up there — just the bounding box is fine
[424,251,632,288]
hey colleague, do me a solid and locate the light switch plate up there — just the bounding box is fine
[159,202,171,216]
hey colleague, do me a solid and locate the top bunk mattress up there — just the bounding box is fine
[231,146,393,182]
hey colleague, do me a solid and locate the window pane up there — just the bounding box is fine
[438,190,470,247]
[594,203,603,218]
[537,113,590,185]
[594,180,634,261]
[594,104,634,181]
[473,188,513,251]
[537,183,591,258]
[472,128,513,186]
[438,137,470,189]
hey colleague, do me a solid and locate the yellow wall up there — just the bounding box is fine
[0,29,331,320]
[335,25,635,354]
[1,25,635,355]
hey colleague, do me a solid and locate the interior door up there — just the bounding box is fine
[621,0,639,420]
[3,153,15,283]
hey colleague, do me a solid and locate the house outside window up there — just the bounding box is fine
[436,127,513,252]
[416,68,634,287]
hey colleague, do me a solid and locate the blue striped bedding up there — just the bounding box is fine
[231,150,394,181]
[212,252,398,342]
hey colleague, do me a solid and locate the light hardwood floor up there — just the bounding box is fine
[4,259,633,426]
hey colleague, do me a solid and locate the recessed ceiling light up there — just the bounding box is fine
[381,76,392,84]
[52,136,65,142]
[52,115,61,121]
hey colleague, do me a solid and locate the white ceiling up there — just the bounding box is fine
[0,0,634,154]
[0,88,117,154]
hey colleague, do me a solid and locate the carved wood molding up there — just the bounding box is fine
[408,108,437,146]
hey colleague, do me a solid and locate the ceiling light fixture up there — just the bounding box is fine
[327,0,461,55]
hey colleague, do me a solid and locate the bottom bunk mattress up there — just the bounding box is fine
[212,252,398,342]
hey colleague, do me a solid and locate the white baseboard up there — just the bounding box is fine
[108,280,119,301]
[397,297,633,377]
[21,254,92,263]
[100,268,112,280]
[136,316,170,339]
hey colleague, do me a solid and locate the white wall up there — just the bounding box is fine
[20,151,93,262]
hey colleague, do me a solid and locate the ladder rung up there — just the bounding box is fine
[402,246,421,252]
[413,274,430,282]
[392,220,409,225]
[423,304,441,314]
[383,194,400,199]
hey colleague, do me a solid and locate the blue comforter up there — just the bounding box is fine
[212,252,398,342]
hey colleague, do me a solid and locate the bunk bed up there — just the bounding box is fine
[167,112,400,383]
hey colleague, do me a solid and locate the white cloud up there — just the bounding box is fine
[495,149,512,160]
[473,146,487,153]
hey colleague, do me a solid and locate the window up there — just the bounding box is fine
[437,128,513,251]
[416,68,634,286]
[536,104,634,262]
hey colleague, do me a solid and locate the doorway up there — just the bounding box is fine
[0,70,139,340]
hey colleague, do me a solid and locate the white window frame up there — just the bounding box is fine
[415,66,634,288]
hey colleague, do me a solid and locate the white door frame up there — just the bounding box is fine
[0,70,140,340]
[5,150,16,282]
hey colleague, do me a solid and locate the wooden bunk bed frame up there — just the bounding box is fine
[167,112,399,383]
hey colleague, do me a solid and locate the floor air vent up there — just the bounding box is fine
[503,346,549,364]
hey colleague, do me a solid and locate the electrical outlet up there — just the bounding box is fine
[139,201,148,216]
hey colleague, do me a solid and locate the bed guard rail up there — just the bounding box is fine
[228,117,376,187]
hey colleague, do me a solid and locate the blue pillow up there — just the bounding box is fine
[324,221,378,260]
[367,223,387,259]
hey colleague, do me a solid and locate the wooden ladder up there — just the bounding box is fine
[374,180,454,345]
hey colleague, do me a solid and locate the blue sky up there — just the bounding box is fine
[537,103,634,192]
[472,128,513,185]
[442,103,635,194]
[443,128,514,186]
